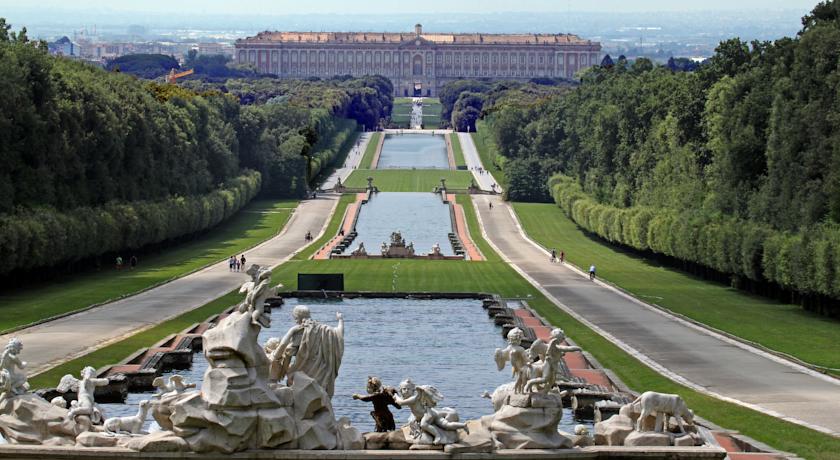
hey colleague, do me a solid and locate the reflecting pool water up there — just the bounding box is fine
[99,298,593,434]
[377,134,448,169]
[353,192,453,255]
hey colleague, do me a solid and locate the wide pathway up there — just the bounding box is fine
[459,132,501,193]
[3,195,339,375]
[320,132,372,190]
[472,194,840,436]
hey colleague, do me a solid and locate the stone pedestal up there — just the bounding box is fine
[483,391,572,449]
[0,394,77,446]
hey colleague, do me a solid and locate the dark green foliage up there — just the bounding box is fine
[0,171,261,275]
[105,54,180,79]
[451,92,484,132]
[188,54,256,79]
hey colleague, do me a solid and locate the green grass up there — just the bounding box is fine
[391,98,414,128]
[27,193,840,458]
[472,119,507,186]
[359,132,382,169]
[422,99,442,128]
[0,200,297,334]
[512,202,840,373]
[449,133,467,168]
[344,169,474,192]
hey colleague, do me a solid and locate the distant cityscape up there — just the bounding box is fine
[13,9,810,66]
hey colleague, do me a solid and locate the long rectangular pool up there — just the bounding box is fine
[353,192,453,256]
[100,298,592,434]
[377,133,449,169]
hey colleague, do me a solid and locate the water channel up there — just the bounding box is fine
[353,192,453,255]
[99,297,593,434]
[376,133,448,169]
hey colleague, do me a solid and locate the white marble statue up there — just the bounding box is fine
[0,338,29,399]
[524,329,580,394]
[237,264,276,328]
[152,375,195,399]
[494,328,529,394]
[630,391,695,433]
[431,242,442,256]
[104,400,151,435]
[59,366,109,426]
[267,306,345,397]
[394,379,467,446]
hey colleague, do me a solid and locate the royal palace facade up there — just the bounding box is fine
[235,24,601,97]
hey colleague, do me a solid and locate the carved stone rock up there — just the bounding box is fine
[0,394,76,446]
[75,431,119,448]
[593,413,634,446]
[624,430,672,447]
[443,420,495,454]
[363,428,411,450]
[484,391,572,449]
[122,430,190,452]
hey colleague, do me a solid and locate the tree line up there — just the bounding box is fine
[0,21,393,275]
[446,1,840,316]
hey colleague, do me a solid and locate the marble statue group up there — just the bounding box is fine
[0,271,706,453]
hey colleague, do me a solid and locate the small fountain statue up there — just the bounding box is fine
[351,242,367,257]
[394,378,467,446]
[0,338,29,400]
[494,328,529,394]
[59,366,109,429]
[524,328,581,394]
[352,376,401,432]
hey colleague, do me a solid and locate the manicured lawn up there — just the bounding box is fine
[358,132,382,169]
[391,98,414,128]
[449,133,467,167]
[26,193,840,459]
[422,99,442,128]
[0,200,297,334]
[344,169,474,192]
[472,120,507,186]
[512,202,840,372]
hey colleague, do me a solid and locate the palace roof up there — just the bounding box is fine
[237,31,595,46]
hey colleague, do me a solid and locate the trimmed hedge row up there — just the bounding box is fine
[550,174,840,299]
[0,171,261,275]
[309,117,359,182]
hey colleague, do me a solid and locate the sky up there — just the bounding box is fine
[0,0,820,14]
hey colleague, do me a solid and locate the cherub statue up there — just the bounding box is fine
[431,242,442,256]
[59,366,109,426]
[266,306,345,397]
[0,338,29,398]
[394,378,468,445]
[524,328,581,394]
[237,264,278,328]
[152,375,195,398]
[352,376,401,432]
[494,327,529,394]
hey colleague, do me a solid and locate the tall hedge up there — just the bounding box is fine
[0,171,261,275]
[551,174,840,301]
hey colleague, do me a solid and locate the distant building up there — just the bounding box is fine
[197,43,234,57]
[235,24,601,97]
[49,36,82,57]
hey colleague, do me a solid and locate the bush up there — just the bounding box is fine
[0,171,261,275]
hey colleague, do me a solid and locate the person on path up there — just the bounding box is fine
[240,254,246,268]
[115,256,123,270]
[229,256,235,272]
[129,255,138,270]
[559,251,565,264]
[589,265,596,281]
[550,248,557,263]
[489,202,493,210]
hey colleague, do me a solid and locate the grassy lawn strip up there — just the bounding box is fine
[345,169,474,192]
[449,133,467,167]
[29,290,242,389]
[0,200,297,334]
[472,120,507,186]
[358,132,382,169]
[512,202,840,371]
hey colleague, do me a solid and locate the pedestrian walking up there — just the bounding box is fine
[559,250,565,264]
[129,255,138,270]
[240,254,246,269]
[550,248,557,263]
[115,256,123,270]
[589,265,596,281]
[489,202,493,210]
[229,256,235,271]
